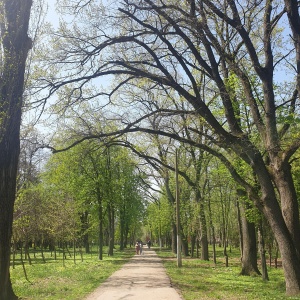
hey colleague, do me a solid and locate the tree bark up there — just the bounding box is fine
[0,1,32,299]
[207,191,216,264]
[107,201,115,256]
[238,195,261,276]
[96,187,103,260]
[258,223,269,281]
[199,200,209,261]
[253,158,300,295]
[80,211,90,253]
[119,202,126,251]
[239,211,260,275]
[172,222,177,254]
[190,233,196,258]
[261,196,300,295]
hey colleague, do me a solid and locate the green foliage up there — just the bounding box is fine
[14,134,147,255]
[157,249,297,300]
[11,247,134,300]
[145,196,173,241]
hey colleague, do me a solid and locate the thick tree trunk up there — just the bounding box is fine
[240,226,259,275]
[181,233,189,256]
[253,159,300,295]
[262,200,300,295]
[0,154,19,299]
[0,1,32,299]
[201,234,209,261]
[239,201,261,276]
[272,160,300,256]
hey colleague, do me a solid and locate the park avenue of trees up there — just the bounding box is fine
[1,0,300,299]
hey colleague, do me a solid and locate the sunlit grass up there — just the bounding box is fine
[11,245,300,300]
[11,247,134,300]
[156,247,300,300]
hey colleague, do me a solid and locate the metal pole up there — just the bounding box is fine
[175,149,182,267]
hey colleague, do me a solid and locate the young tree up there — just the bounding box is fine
[0,1,32,299]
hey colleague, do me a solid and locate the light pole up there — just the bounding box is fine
[175,148,182,267]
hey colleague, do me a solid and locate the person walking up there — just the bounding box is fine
[135,242,140,255]
[139,241,143,255]
[147,240,151,249]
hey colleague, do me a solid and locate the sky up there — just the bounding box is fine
[45,0,59,26]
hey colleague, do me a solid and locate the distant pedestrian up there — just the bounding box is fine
[135,242,140,255]
[147,240,151,249]
[139,241,143,255]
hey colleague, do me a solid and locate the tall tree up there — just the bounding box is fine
[0,1,32,299]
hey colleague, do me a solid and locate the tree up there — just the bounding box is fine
[0,1,32,299]
[36,0,300,295]
[146,196,173,247]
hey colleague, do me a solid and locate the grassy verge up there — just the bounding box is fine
[156,248,300,300]
[11,247,135,300]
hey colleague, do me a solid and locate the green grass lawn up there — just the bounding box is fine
[156,248,300,300]
[11,245,300,300]
[11,247,134,300]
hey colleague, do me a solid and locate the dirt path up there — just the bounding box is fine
[83,248,183,300]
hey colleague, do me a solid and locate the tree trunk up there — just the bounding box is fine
[201,234,209,261]
[212,238,216,265]
[119,204,125,251]
[190,233,196,258]
[96,187,103,260]
[181,233,189,256]
[239,201,261,276]
[119,223,124,251]
[236,199,243,259]
[197,195,209,261]
[0,1,32,299]
[172,222,177,254]
[107,201,114,256]
[261,198,300,295]
[124,224,129,248]
[208,190,216,264]
[254,160,300,295]
[258,223,269,281]
[272,161,300,255]
[80,211,89,254]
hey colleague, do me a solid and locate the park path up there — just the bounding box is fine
[83,248,183,300]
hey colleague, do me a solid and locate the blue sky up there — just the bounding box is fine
[45,0,59,26]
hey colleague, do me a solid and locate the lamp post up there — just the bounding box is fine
[175,148,182,267]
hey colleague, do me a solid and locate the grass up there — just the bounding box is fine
[11,245,300,300]
[11,246,135,300]
[156,247,300,300]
